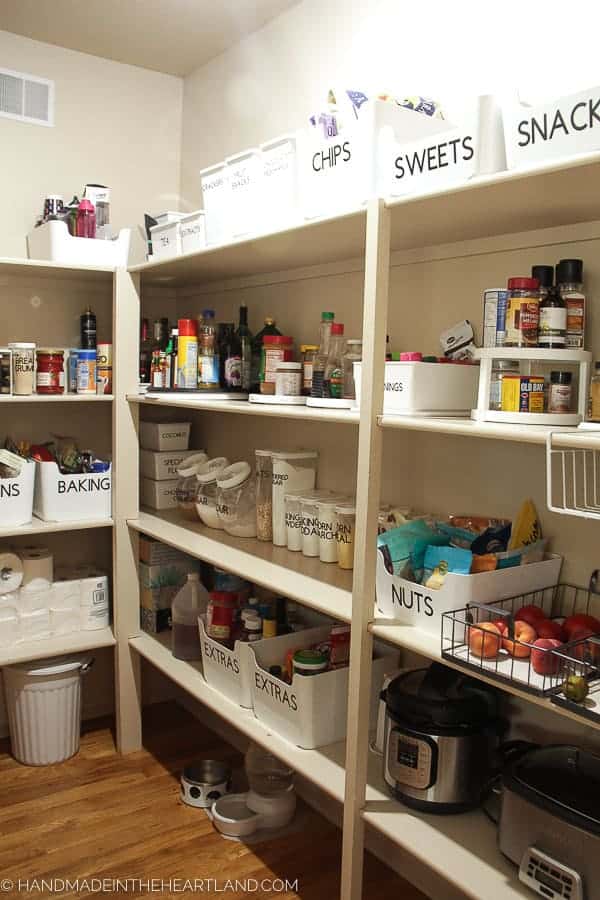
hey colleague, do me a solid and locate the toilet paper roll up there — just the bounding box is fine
[0,553,24,593]
[19,585,52,614]
[50,606,80,636]
[51,578,81,610]
[20,549,53,587]
[19,608,51,642]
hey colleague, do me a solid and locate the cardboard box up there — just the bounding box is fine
[139,421,191,452]
[140,449,199,481]
[139,559,199,591]
[141,607,171,634]
[141,585,179,612]
[140,477,178,510]
[139,535,195,566]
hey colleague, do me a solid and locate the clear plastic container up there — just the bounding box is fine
[271,450,318,546]
[335,502,356,570]
[301,490,342,558]
[490,359,519,411]
[342,340,362,401]
[284,492,303,551]
[175,452,208,520]
[245,742,294,796]
[317,495,347,563]
[255,450,274,542]
[216,462,257,537]
[171,572,209,661]
[195,457,230,528]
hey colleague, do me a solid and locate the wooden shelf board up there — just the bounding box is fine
[128,393,359,424]
[0,517,114,539]
[0,257,115,282]
[0,395,113,404]
[0,626,115,667]
[378,414,578,445]
[128,509,352,622]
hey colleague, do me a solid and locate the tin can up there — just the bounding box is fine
[76,349,97,394]
[501,375,545,413]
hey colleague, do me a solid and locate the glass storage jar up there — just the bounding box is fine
[216,461,257,537]
[175,452,209,520]
[255,450,274,542]
[342,339,362,401]
[195,457,230,528]
[300,344,318,396]
[490,359,519,411]
[317,494,347,563]
[505,277,540,347]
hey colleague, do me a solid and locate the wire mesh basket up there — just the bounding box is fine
[441,582,600,703]
[546,430,600,520]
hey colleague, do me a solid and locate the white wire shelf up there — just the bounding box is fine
[547,428,600,519]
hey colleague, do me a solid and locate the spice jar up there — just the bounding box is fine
[293,649,328,677]
[206,591,239,647]
[35,348,64,395]
[275,362,302,397]
[175,452,209,520]
[490,359,519,411]
[548,371,573,414]
[300,344,318,396]
[284,492,303,551]
[335,502,356,570]
[505,277,540,347]
[195,457,230,528]
[216,461,257,537]
[342,340,362,401]
[260,335,293,394]
[8,342,35,395]
[255,449,274,542]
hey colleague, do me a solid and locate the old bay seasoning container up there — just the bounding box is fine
[505,277,540,348]
[501,375,545,413]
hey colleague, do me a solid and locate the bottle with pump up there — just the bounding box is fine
[310,312,335,398]
[323,322,345,399]
[237,305,253,392]
[171,572,209,660]
[252,317,281,392]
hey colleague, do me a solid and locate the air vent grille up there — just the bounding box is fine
[0,68,53,126]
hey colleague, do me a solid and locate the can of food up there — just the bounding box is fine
[96,343,112,367]
[76,349,97,394]
[501,375,545,413]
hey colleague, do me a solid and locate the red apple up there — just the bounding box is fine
[569,627,600,665]
[535,619,566,642]
[563,614,600,639]
[531,638,563,676]
[468,622,502,659]
[514,605,547,628]
[502,620,537,658]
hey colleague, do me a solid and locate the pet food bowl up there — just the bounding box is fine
[180,760,232,809]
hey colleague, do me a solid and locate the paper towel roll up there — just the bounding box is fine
[0,552,24,593]
[20,548,53,586]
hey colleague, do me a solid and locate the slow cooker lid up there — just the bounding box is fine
[385,664,498,730]
[505,745,600,836]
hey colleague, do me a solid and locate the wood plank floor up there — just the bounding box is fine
[0,703,426,899]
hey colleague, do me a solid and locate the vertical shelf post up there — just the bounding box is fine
[340,199,390,900]
[113,268,142,752]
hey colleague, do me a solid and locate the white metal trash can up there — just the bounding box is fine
[3,656,94,766]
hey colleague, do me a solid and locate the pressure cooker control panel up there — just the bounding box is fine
[387,727,437,790]
[519,847,583,900]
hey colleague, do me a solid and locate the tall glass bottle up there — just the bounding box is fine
[323,323,345,399]
[198,309,220,390]
[237,305,253,392]
[310,312,335,398]
[139,318,152,384]
[152,318,169,352]
[219,323,243,392]
[251,317,281,392]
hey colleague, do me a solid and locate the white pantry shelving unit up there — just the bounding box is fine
[10,150,600,900]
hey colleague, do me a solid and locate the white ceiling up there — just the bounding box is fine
[0,0,298,77]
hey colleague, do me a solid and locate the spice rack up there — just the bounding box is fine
[472,347,591,426]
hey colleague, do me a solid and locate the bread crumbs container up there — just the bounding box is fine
[216,462,257,537]
[175,452,209,520]
[195,457,230,529]
[284,492,304,551]
[271,450,318,546]
[335,502,356,570]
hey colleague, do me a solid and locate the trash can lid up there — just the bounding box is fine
[7,656,86,677]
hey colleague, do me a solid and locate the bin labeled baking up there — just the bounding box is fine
[33,461,111,522]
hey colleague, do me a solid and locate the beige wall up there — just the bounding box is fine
[0,29,183,258]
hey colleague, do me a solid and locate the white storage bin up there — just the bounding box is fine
[33,461,111,522]
[260,134,300,231]
[3,656,93,765]
[375,549,563,635]
[179,211,206,255]
[27,220,131,267]
[200,161,230,246]
[140,449,198,481]
[150,220,181,261]
[140,476,178,510]
[385,95,506,197]
[353,360,479,416]
[226,148,263,239]
[139,421,191,452]
[249,626,397,748]
[0,458,35,527]
[503,86,600,170]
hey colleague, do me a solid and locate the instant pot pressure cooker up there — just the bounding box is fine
[383,663,503,813]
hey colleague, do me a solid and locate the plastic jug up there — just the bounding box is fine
[244,742,294,796]
[171,572,209,660]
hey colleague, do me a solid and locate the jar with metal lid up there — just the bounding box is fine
[293,649,328,677]
[548,371,573,414]
[300,344,318,395]
[216,461,257,537]
[195,457,230,528]
[260,335,294,394]
[342,340,362,401]
[505,277,540,347]
[275,361,302,397]
[175,452,209,520]
[35,349,64,395]
[490,359,519,411]
[255,449,274,542]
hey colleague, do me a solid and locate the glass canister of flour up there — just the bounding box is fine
[271,450,318,546]
[195,457,230,528]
